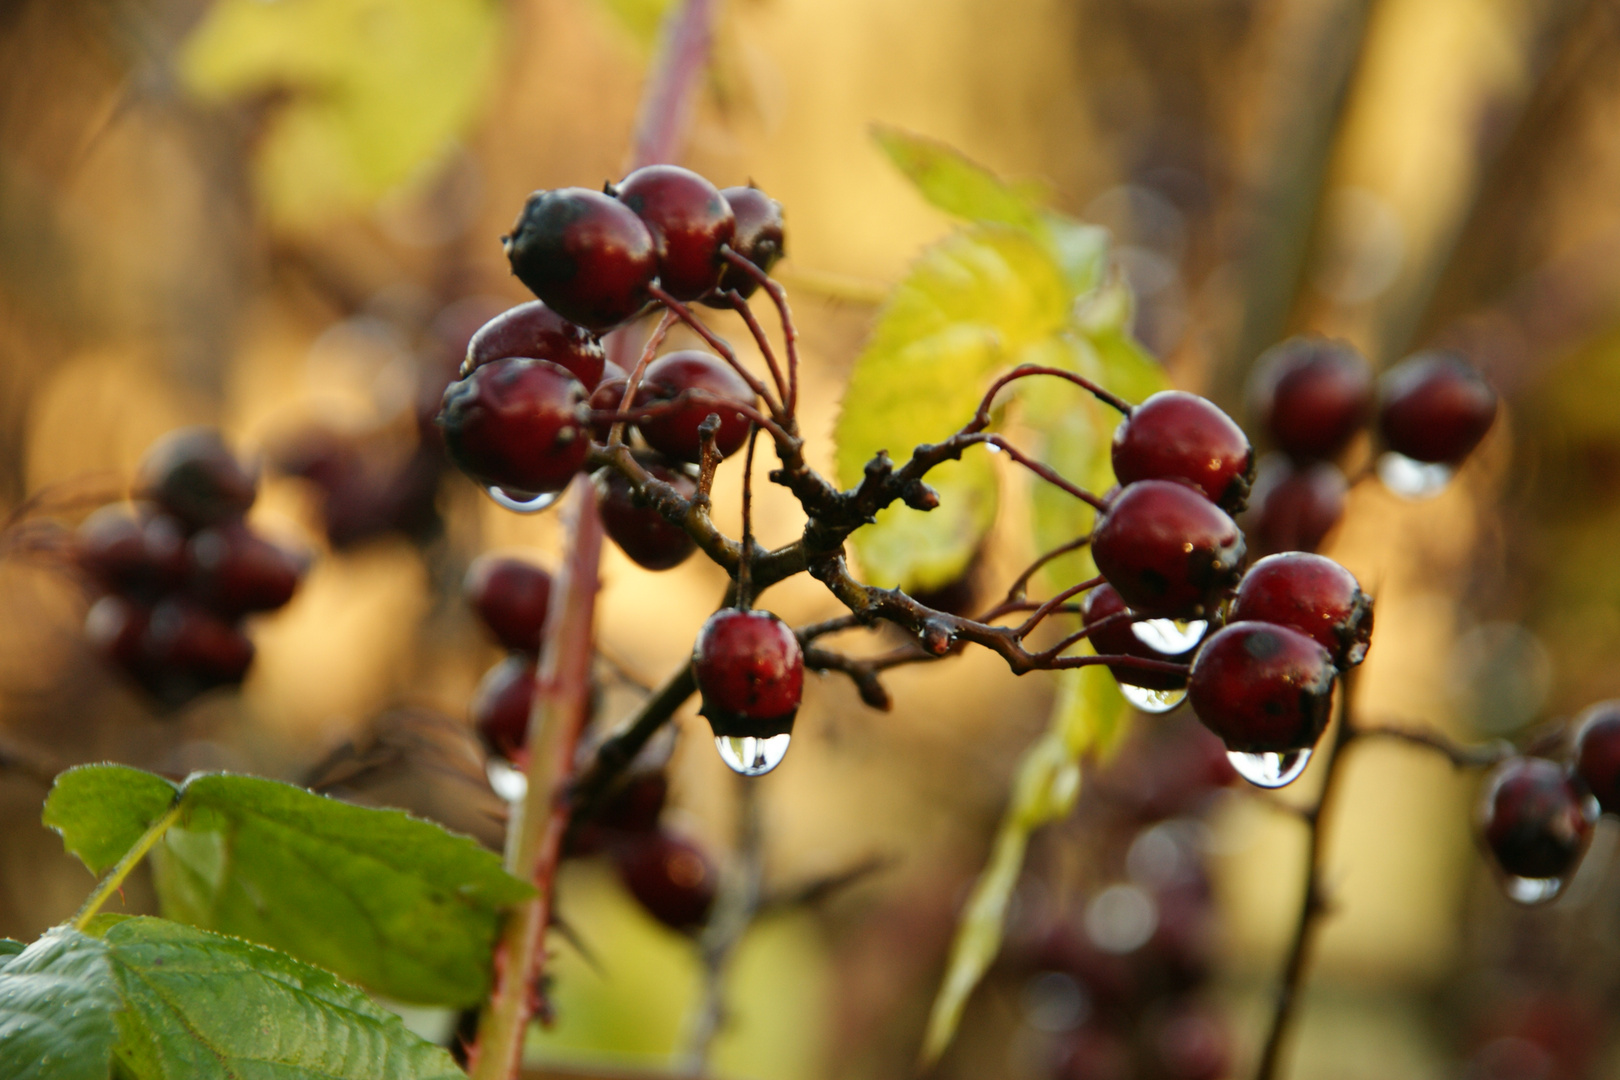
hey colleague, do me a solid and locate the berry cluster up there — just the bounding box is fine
[569,771,718,932]
[463,553,553,759]
[76,428,305,707]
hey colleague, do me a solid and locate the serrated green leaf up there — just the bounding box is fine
[1040,212,1109,297]
[872,125,1046,231]
[0,926,119,1080]
[44,764,180,876]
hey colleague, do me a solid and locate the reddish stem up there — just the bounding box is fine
[629,0,718,169]
[649,283,786,420]
[720,249,802,417]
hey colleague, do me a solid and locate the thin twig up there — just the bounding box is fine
[628,0,718,170]
[610,309,679,448]
[1347,719,1515,769]
[568,662,698,821]
[736,425,759,609]
[718,250,802,417]
[719,289,790,414]
[649,285,785,421]
[994,534,1094,607]
[965,364,1134,426]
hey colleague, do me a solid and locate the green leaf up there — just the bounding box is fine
[0,939,27,966]
[44,765,533,1007]
[44,764,179,876]
[0,926,120,1080]
[872,125,1046,231]
[594,0,677,50]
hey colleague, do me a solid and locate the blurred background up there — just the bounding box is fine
[5,0,1620,1077]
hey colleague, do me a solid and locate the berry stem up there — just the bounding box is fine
[970,433,1112,511]
[649,284,786,421]
[568,660,697,823]
[719,249,802,418]
[1013,574,1103,638]
[966,363,1135,426]
[736,425,760,608]
[611,308,679,448]
[992,533,1094,608]
[719,287,791,416]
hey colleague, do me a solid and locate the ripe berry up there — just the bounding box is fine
[471,654,536,757]
[140,598,256,705]
[707,185,785,302]
[1111,391,1254,513]
[612,831,717,932]
[1248,336,1373,461]
[1244,455,1347,556]
[1091,480,1246,619]
[185,522,303,617]
[597,463,698,571]
[1479,757,1592,885]
[438,358,592,497]
[567,770,670,858]
[85,593,152,670]
[1377,351,1498,465]
[463,554,553,653]
[1080,582,1194,691]
[614,165,736,301]
[135,427,257,530]
[1187,622,1336,753]
[1149,1004,1230,1080]
[588,360,629,442]
[461,300,606,388]
[692,608,804,738]
[1572,701,1620,816]
[503,188,657,333]
[1230,552,1373,669]
[632,350,757,462]
[75,504,188,599]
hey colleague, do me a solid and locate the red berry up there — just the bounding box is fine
[1111,391,1254,513]
[1377,351,1498,465]
[438,358,592,497]
[692,609,804,738]
[588,360,630,441]
[614,165,736,301]
[185,522,304,617]
[1053,1026,1132,1080]
[597,463,698,571]
[1149,1004,1230,1080]
[133,598,256,706]
[1244,455,1347,556]
[632,350,757,463]
[135,427,257,530]
[471,654,536,757]
[75,504,188,599]
[85,594,152,670]
[612,831,717,931]
[461,300,606,388]
[503,188,657,333]
[706,185,785,302]
[1573,702,1620,816]
[1230,552,1372,669]
[1091,480,1246,619]
[1479,757,1592,885]
[567,770,670,858]
[1187,622,1336,753]
[463,554,553,653]
[1248,336,1373,461]
[1080,582,1193,692]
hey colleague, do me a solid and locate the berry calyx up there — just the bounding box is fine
[463,554,553,653]
[1572,701,1620,816]
[438,357,592,497]
[614,165,736,302]
[1091,480,1246,619]
[1248,336,1373,461]
[632,350,757,462]
[1479,756,1592,886]
[471,654,536,758]
[692,608,804,738]
[503,187,657,333]
[708,185,785,302]
[1229,552,1373,669]
[135,427,257,530]
[185,522,304,617]
[1244,455,1347,556]
[612,831,717,931]
[1377,351,1498,465]
[597,462,698,571]
[1111,391,1254,513]
[1187,622,1336,753]
[461,300,606,388]
[1080,582,1195,691]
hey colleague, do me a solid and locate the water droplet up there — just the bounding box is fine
[486,758,528,803]
[1504,875,1564,905]
[985,441,1002,453]
[1376,452,1453,499]
[1120,684,1187,713]
[1084,884,1158,954]
[715,733,792,776]
[486,486,560,513]
[1131,618,1207,654]
[1226,748,1312,788]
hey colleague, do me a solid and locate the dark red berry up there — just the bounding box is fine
[588,360,629,442]
[1149,1004,1230,1080]
[463,554,553,653]
[597,463,698,571]
[136,598,256,705]
[135,427,257,530]
[632,350,757,463]
[1244,455,1347,556]
[75,504,188,599]
[614,165,736,302]
[185,522,304,617]
[566,770,669,858]
[1573,701,1620,816]
[1230,552,1372,669]
[1248,336,1373,461]
[1111,391,1254,513]
[1091,480,1246,619]
[1187,622,1335,753]
[707,185,785,302]
[612,831,717,931]
[1479,757,1591,885]
[85,594,152,670]
[461,300,606,388]
[438,358,592,497]
[1080,582,1194,692]
[692,608,804,738]
[1053,1026,1132,1080]
[503,188,657,333]
[471,654,536,757]
[1377,351,1498,465]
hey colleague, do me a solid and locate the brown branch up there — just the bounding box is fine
[1346,719,1515,769]
[966,364,1134,426]
[568,661,697,822]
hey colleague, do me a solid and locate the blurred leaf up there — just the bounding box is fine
[0,940,23,967]
[0,926,119,1080]
[44,764,179,876]
[179,0,501,228]
[595,0,677,51]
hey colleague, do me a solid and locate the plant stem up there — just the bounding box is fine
[72,802,182,930]
[629,0,718,170]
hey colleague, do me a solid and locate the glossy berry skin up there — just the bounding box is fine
[693,608,804,738]
[612,831,717,932]
[597,463,698,571]
[461,300,605,388]
[185,522,303,617]
[1573,701,1620,816]
[632,351,757,462]
[1092,480,1246,619]
[707,186,785,302]
[463,554,553,653]
[1187,622,1336,753]
[503,188,657,333]
[1248,336,1373,461]
[614,165,736,302]
[1080,582,1194,691]
[76,504,188,600]
[1377,351,1498,465]
[470,654,536,758]
[135,427,257,530]
[438,358,591,496]
[1479,757,1592,883]
[1112,391,1255,513]
[1245,455,1347,556]
[1230,552,1373,669]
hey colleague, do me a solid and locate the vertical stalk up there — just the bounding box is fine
[72,802,182,930]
